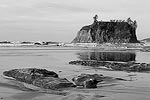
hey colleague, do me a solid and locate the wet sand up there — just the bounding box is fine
[0,47,150,100]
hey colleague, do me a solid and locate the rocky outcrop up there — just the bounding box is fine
[3,68,75,90]
[3,68,129,90]
[140,38,150,43]
[72,74,103,88]
[72,74,127,88]
[72,16,139,43]
[69,61,150,72]
[72,27,93,43]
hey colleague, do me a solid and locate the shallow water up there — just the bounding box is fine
[0,47,150,100]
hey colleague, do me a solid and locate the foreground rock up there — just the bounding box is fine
[72,74,127,88]
[3,68,75,90]
[69,61,150,72]
[72,74,103,88]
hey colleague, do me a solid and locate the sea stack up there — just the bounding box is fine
[72,15,139,43]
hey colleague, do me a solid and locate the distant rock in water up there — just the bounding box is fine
[72,15,139,43]
[140,38,150,43]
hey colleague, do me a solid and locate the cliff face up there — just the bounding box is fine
[72,21,139,43]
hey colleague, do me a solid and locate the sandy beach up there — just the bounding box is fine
[0,47,150,100]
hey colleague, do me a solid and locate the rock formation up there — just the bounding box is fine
[69,60,150,72]
[72,73,127,88]
[72,74,103,88]
[3,68,75,90]
[72,15,139,43]
[3,68,128,90]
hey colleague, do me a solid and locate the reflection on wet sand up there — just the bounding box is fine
[69,52,150,72]
[77,52,136,62]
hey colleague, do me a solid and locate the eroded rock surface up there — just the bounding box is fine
[3,68,129,91]
[3,68,75,90]
[32,77,75,90]
[72,73,127,88]
[72,16,139,43]
[69,61,150,72]
[72,74,103,88]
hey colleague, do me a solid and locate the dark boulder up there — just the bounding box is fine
[72,74,103,88]
[32,77,76,90]
[72,73,128,88]
[3,68,75,90]
[3,68,58,84]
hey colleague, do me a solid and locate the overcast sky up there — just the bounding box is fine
[0,0,149,42]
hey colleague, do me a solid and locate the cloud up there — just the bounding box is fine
[0,0,89,21]
[34,2,88,13]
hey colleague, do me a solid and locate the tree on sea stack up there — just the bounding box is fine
[93,14,98,23]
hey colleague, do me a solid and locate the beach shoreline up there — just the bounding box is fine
[0,47,150,100]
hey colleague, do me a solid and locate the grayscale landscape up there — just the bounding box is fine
[0,0,150,100]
